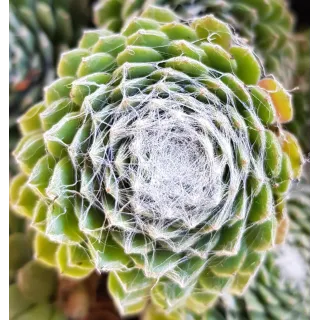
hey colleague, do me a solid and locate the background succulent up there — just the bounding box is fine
[9,0,91,172]
[9,2,53,114]
[9,211,66,320]
[212,175,310,320]
[9,0,91,111]
[10,5,303,317]
[9,3,53,173]
[285,30,310,155]
[93,0,297,87]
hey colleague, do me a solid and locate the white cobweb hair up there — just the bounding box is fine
[64,51,268,264]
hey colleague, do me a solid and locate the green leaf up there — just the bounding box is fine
[78,30,113,49]
[245,218,276,251]
[13,133,46,174]
[34,232,59,267]
[230,46,261,85]
[122,18,160,37]
[57,49,89,77]
[18,102,45,135]
[117,46,163,65]
[192,15,232,49]
[28,154,55,196]
[165,56,208,77]
[248,184,273,222]
[201,42,236,72]
[45,77,75,106]
[77,53,115,77]
[250,86,276,125]
[160,22,197,41]
[141,6,178,23]
[92,35,126,56]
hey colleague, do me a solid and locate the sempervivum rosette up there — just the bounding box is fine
[94,0,296,87]
[10,6,303,317]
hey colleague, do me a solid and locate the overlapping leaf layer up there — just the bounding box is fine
[94,0,296,86]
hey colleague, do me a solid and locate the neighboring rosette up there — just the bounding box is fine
[285,31,310,155]
[9,0,91,172]
[9,211,66,320]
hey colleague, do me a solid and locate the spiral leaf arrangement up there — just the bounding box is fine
[10,6,303,317]
[94,0,296,87]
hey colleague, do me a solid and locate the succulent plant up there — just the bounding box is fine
[9,211,66,320]
[143,175,310,320]
[10,6,303,317]
[9,4,53,126]
[285,31,310,155]
[9,0,91,173]
[94,0,296,87]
